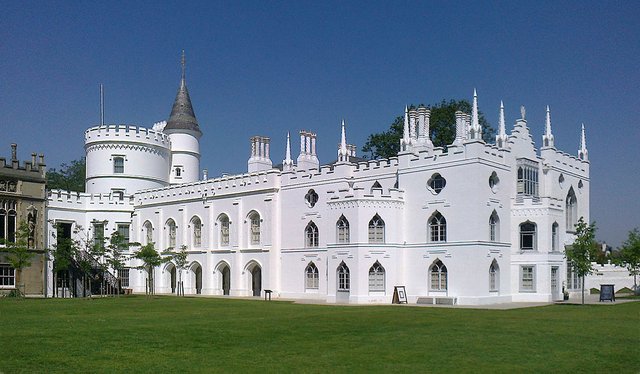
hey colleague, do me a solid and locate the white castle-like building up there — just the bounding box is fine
[46,58,591,305]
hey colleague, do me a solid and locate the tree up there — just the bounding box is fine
[106,231,128,296]
[2,222,35,297]
[47,157,86,192]
[48,222,78,298]
[132,243,167,296]
[565,217,598,304]
[615,228,640,295]
[362,100,496,159]
[168,245,189,296]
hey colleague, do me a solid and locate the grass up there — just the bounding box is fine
[1,296,639,373]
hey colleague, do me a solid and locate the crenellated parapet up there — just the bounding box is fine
[326,184,404,212]
[135,169,281,205]
[85,125,171,149]
[47,189,136,210]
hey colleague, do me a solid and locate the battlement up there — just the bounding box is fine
[85,124,171,148]
[0,157,46,177]
[47,189,135,210]
[136,169,281,204]
[0,144,46,178]
[327,184,404,203]
[541,147,589,176]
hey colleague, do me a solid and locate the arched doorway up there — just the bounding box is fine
[164,263,176,294]
[216,262,231,296]
[251,266,262,297]
[190,263,202,295]
[246,262,262,297]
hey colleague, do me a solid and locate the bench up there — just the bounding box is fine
[416,297,457,305]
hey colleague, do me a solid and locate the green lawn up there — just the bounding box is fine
[1,296,638,373]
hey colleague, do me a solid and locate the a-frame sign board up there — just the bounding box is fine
[392,286,408,304]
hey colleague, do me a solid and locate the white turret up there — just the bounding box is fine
[578,123,588,161]
[542,105,555,148]
[496,100,508,148]
[165,51,202,184]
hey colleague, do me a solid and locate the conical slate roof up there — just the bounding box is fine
[165,55,201,136]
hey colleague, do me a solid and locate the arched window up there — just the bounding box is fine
[7,209,16,243]
[336,215,350,244]
[429,259,447,291]
[368,261,385,292]
[566,188,577,232]
[489,260,499,292]
[0,201,17,244]
[219,214,230,247]
[305,262,319,290]
[249,211,261,245]
[489,211,499,241]
[368,214,385,243]
[519,221,536,251]
[166,219,177,248]
[191,216,202,248]
[305,221,319,247]
[0,208,6,242]
[429,212,447,242]
[337,261,350,291]
[143,221,153,245]
[552,222,559,252]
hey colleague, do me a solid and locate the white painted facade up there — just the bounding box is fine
[46,70,604,304]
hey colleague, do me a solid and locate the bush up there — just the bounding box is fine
[615,287,633,295]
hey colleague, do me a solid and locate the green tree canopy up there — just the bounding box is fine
[362,100,496,159]
[565,217,598,304]
[614,228,640,295]
[132,242,168,295]
[47,157,86,192]
[2,222,35,296]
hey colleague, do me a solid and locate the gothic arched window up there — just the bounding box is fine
[305,221,319,247]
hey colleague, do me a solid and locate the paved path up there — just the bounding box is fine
[156,292,638,310]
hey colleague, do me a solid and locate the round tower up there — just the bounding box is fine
[84,125,171,194]
[164,51,202,184]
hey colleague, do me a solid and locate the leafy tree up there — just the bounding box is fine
[48,222,78,298]
[615,228,640,295]
[2,222,35,296]
[47,157,86,192]
[362,100,495,159]
[132,243,168,296]
[565,217,598,304]
[107,231,128,296]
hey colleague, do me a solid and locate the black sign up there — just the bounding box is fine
[599,284,615,302]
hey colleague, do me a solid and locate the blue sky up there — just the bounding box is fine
[1,1,638,247]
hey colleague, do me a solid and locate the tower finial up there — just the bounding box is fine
[471,88,481,139]
[339,120,348,162]
[543,105,554,148]
[403,105,410,143]
[181,50,186,81]
[578,123,588,160]
[283,132,293,169]
[496,100,508,148]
